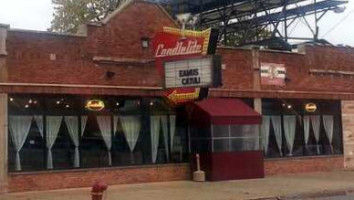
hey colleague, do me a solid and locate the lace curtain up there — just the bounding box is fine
[283,115,296,156]
[150,116,161,163]
[271,116,283,157]
[310,115,321,154]
[121,115,141,152]
[323,115,334,153]
[46,116,63,169]
[96,116,112,166]
[34,115,44,138]
[64,116,80,168]
[80,116,88,137]
[303,116,310,147]
[9,115,33,171]
[261,116,270,154]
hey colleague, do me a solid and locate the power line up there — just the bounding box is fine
[322,8,354,37]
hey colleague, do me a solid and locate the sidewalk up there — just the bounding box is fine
[2,170,354,200]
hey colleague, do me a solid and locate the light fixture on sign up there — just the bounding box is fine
[86,100,105,111]
[141,37,150,49]
[305,103,317,112]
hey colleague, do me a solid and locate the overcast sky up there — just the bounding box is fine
[0,0,353,46]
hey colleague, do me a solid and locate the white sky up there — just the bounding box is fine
[0,0,353,46]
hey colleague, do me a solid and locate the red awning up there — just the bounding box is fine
[189,98,262,125]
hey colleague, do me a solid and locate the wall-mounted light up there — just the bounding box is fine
[141,37,150,49]
[105,71,116,79]
[9,97,14,102]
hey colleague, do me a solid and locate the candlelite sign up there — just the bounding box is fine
[153,26,220,104]
[155,40,202,58]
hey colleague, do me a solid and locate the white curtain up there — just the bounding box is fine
[169,115,176,151]
[150,116,161,163]
[9,115,33,171]
[271,116,283,157]
[46,116,63,169]
[261,116,271,154]
[80,116,88,137]
[121,115,141,152]
[97,116,112,166]
[113,116,119,136]
[303,116,310,147]
[161,115,169,162]
[64,116,80,168]
[34,115,44,138]
[323,115,334,153]
[283,115,296,156]
[311,115,321,154]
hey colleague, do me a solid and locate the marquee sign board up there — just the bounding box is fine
[153,27,220,104]
[164,56,221,89]
[260,63,286,86]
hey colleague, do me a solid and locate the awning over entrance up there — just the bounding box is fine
[188,98,261,125]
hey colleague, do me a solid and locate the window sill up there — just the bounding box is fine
[9,163,190,175]
[265,154,343,161]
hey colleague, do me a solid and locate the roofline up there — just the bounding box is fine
[0,23,9,28]
[101,0,178,27]
[218,45,306,55]
[101,0,134,24]
[8,28,86,38]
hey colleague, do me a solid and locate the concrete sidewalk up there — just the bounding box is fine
[2,170,354,200]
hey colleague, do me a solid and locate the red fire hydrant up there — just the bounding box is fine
[91,180,108,200]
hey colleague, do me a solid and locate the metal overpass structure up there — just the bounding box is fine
[159,0,348,50]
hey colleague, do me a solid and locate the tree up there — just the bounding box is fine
[50,0,128,33]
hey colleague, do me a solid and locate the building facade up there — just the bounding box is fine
[0,0,353,193]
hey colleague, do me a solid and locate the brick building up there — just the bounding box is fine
[0,0,353,193]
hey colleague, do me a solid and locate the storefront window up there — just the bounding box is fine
[8,95,188,172]
[262,99,343,158]
[190,124,261,153]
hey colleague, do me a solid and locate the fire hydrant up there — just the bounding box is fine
[91,181,108,200]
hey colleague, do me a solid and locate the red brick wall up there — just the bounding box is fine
[213,46,354,100]
[4,1,176,92]
[265,156,344,175]
[8,164,190,192]
[3,1,354,99]
[7,156,344,192]
[216,48,254,91]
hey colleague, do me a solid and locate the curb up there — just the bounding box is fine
[248,188,354,200]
